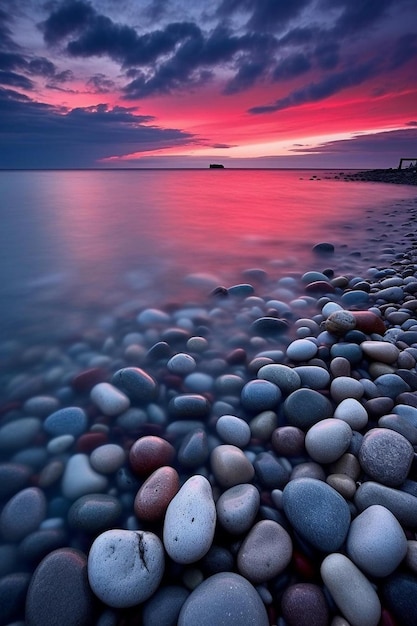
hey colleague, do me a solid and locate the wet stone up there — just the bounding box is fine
[216,483,260,535]
[134,466,180,522]
[68,494,123,533]
[168,394,210,419]
[293,365,330,389]
[354,481,417,527]
[257,363,301,394]
[237,520,292,583]
[129,435,175,476]
[216,415,251,448]
[0,417,42,452]
[305,419,352,464]
[359,428,414,486]
[240,379,281,412]
[44,407,88,438]
[26,548,95,626]
[374,373,411,398]
[284,388,333,431]
[0,487,47,542]
[280,583,330,626]
[90,382,130,416]
[282,478,351,552]
[271,426,305,456]
[254,451,290,489]
[177,428,209,468]
[211,444,255,488]
[111,367,157,404]
[177,572,269,626]
[286,339,318,361]
[382,573,417,626]
[0,463,32,500]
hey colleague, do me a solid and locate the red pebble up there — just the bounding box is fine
[226,348,247,364]
[75,431,108,453]
[129,435,175,476]
[305,281,335,294]
[379,608,399,626]
[71,368,109,393]
[134,466,180,522]
[351,310,386,335]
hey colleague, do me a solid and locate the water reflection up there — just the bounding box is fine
[0,169,415,340]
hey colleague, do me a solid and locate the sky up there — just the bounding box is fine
[0,0,416,169]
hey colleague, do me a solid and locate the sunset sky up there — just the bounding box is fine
[1,0,416,168]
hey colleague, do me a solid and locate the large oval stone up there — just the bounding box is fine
[282,478,351,552]
[216,483,260,535]
[211,444,255,488]
[26,548,95,626]
[359,428,414,486]
[112,367,157,403]
[178,572,269,626]
[88,529,164,608]
[305,418,352,464]
[0,487,47,542]
[163,475,216,564]
[347,504,407,577]
[284,389,333,431]
[237,520,292,583]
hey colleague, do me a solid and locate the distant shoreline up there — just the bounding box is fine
[334,168,417,186]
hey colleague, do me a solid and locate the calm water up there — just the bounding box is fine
[0,169,416,341]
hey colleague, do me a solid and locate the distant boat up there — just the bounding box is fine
[209,163,224,169]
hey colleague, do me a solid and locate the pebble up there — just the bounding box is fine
[177,428,209,467]
[286,338,318,361]
[26,548,95,626]
[321,553,381,626]
[61,454,108,500]
[134,466,180,522]
[326,473,357,499]
[0,571,30,624]
[163,475,216,564]
[18,528,68,565]
[257,363,301,394]
[0,463,32,500]
[44,407,88,438]
[293,365,330,389]
[23,395,60,417]
[325,310,356,335]
[0,487,46,542]
[282,478,351,552]
[330,376,364,402]
[237,520,292,583]
[374,373,410,398]
[142,585,189,626]
[358,428,414,486]
[347,504,408,577]
[240,379,281,411]
[68,494,122,533]
[210,444,255,487]
[361,340,400,364]
[280,583,330,626]
[129,435,175,476]
[215,414,251,447]
[271,426,305,456]
[167,353,196,375]
[111,367,157,404]
[168,394,210,419]
[284,388,333,430]
[89,444,126,474]
[47,434,75,454]
[177,572,269,626]
[378,413,417,444]
[249,410,277,440]
[254,451,290,488]
[354,481,417,526]
[305,419,352,464]
[334,397,369,430]
[90,382,130,416]
[383,573,417,626]
[216,483,260,534]
[0,417,42,452]
[88,529,165,607]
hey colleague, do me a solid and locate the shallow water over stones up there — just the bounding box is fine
[1,198,417,624]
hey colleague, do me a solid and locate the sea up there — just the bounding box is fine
[1,168,416,343]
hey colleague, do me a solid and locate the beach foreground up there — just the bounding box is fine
[1,191,417,626]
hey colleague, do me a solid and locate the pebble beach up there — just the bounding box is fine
[1,177,417,626]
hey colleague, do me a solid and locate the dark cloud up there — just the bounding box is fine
[314,41,340,70]
[0,51,27,71]
[224,60,266,94]
[41,0,95,45]
[0,91,195,168]
[406,121,417,126]
[249,60,379,114]
[27,57,56,77]
[329,0,396,36]
[217,0,311,32]
[0,70,34,90]
[390,33,417,69]
[87,73,115,93]
[272,53,311,81]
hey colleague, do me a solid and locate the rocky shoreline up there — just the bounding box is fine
[1,195,417,625]
[334,167,417,186]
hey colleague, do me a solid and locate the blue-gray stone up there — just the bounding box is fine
[396,330,417,345]
[257,364,301,395]
[227,283,255,297]
[378,414,417,444]
[0,463,31,500]
[377,286,404,302]
[293,366,330,390]
[112,367,157,404]
[142,585,189,626]
[341,291,370,306]
[383,573,417,626]
[68,494,123,534]
[44,407,88,438]
[355,481,417,526]
[168,394,210,419]
[0,487,47,542]
[359,428,413,487]
[254,452,290,489]
[394,404,417,427]
[282,478,351,552]
[330,343,363,364]
[374,374,410,399]
[241,379,281,412]
[284,389,333,431]
[178,572,269,626]
[18,528,68,566]
[251,317,288,335]
[0,572,30,625]
[177,428,209,468]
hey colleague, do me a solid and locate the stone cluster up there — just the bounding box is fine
[1,219,417,625]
